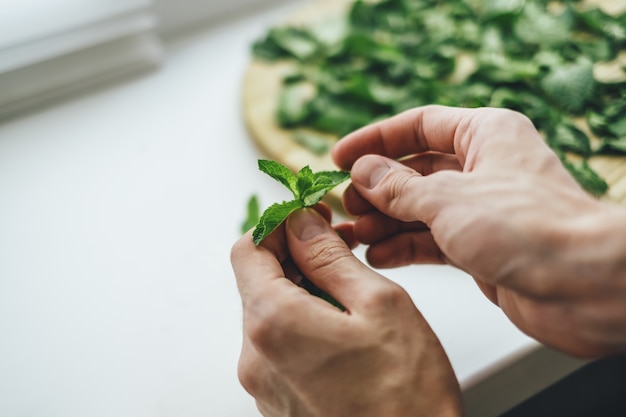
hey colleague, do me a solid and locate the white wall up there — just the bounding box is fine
[154,0,292,34]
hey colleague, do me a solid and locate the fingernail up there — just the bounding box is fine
[289,209,326,241]
[356,156,390,189]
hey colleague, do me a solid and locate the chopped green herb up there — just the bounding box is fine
[559,156,609,197]
[540,58,596,114]
[292,130,335,156]
[600,136,626,154]
[252,0,626,197]
[549,123,592,157]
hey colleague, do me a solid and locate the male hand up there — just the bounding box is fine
[231,207,463,417]
[332,105,626,357]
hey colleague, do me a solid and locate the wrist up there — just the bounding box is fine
[556,200,626,354]
[572,201,626,283]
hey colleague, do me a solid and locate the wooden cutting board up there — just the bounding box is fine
[242,0,626,207]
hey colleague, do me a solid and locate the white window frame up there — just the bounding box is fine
[154,0,277,34]
[0,0,162,120]
[0,0,289,120]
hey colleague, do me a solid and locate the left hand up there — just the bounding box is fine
[231,207,464,417]
[331,105,626,357]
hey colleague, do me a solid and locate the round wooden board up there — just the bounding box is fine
[242,0,626,207]
[242,0,351,210]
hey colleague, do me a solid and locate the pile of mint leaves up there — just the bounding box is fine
[252,0,626,197]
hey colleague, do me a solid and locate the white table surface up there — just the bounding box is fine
[0,2,547,416]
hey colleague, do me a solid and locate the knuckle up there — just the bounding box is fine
[230,235,250,264]
[361,281,409,313]
[413,170,462,220]
[245,300,283,347]
[306,237,354,273]
[237,355,262,396]
[245,293,300,354]
[382,173,421,218]
[478,107,531,126]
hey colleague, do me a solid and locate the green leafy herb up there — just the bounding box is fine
[241,194,261,234]
[252,160,350,246]
[549,123,592,157]
[292,130,335,156]
[540,58,596,114]
[252,27,321,61]
[300,274,346,311]
[559,156,609,197]
[252,0,626,197]
[243,161,350,311]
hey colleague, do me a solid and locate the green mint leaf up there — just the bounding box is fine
[560,156,608,197]
[476,0,525,21]
[241,195,260,234]
[609,116,626,139]
[514,2,572,46]
[258,160,299,198]
[549,123,592,157]
[301,171,352,206]
[252,199,304,246]
[277,82,314,127]
[252,27,320,62]
[540,58,595,114]
[292,130,335,156]
[598,137,626,155]
[315,170,353,185]
[299,275,346,311]
[251,34,290,61]
[252,160,350,246]
[296,165,315,198]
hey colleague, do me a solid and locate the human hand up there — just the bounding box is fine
[332,105,626,358]
[231,206,464,417]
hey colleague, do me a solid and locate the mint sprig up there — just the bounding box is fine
[252,160,350,246]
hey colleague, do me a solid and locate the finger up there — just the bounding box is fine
[334,221,359,249]
[332,105,543,172]
[366,231,446,268]
[286,208,389,310]
[238,337,308,417]
[312,201,332,223]
[473,278,498,305]
[232,201,349,295]
[238,336,273,399]
[342,183,376,216]
[341,153,461,217]
[354,211,427,245]
[231,230,289,305]
[246,202,333,266]
[332,105,469,170]
[401,152,463,175]
[234,249,351,367]
[350,154,465,225]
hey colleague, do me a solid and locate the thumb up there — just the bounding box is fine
[350,154,460,225]
[286,208,389,311]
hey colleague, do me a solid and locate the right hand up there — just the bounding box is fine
[231,207,464,417]
[332,105,626,358]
